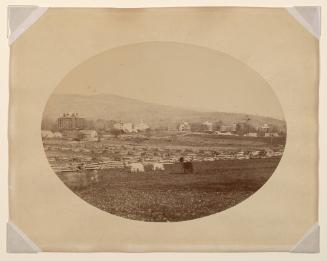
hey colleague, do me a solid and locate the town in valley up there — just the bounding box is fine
[42,112,286,174]
[41,93,286,221]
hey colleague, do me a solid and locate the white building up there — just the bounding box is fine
[178,122,191,132]
[202,121,213,132]
[79,130,98,140]
[134,122,150,132]
[264,132,279,137]
[41,130,54,138]
[113,122,123,130]
[53,132,63,138]
[122,123,134,133]
[260,123,270,133]
[113,122,135,133]
[220,124,237,133]
[245,132,258,137]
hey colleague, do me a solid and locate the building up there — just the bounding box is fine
[245,132,258,137]
[201,121,213,132]
[57,113,85,130]
[79,130,98,140]
[264,132,279,137]
[53,132,63,138]
[41,130,54,138]
[134,122,150,132]
[178,122,191,132]
[220,124,237,133]
[113,121,135,133]
[259,123,270,133]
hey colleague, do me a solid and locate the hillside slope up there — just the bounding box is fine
[43,94,286,130]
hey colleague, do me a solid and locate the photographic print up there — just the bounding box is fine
[41,42,287,222]
[8,5,319,253]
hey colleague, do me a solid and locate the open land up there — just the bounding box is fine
[44,131,284,221]
[59,158,280,222]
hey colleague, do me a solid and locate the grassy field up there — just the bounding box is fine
[59,158,281,222]
[120,132,286,150]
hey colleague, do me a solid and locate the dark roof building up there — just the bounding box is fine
[57,113,85,130]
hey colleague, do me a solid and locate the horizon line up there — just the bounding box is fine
[51,92,285,122]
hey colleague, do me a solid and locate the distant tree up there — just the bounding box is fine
[248,124,257,133]
[270,125,279,133]
[190,122,202,132]
[84,119,95,129]
[104,120,117,131]
[97,134,101,142]
[94,119,106,131]
[214,120,223,131]
[279,130,286,137]
[110,129,123,137]
[73,132,84,141]
[257,130,265,137]
[145,128,152,138]
[235,123,243,135]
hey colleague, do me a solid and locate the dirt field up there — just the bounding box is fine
[59,158,281,222]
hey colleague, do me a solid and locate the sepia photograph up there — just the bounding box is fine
[6,3,322,253]
[41,41,287,222]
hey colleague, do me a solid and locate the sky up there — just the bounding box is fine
[53,41,284,120]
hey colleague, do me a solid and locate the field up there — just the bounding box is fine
[58,157,281,222]
[109,131,286,150]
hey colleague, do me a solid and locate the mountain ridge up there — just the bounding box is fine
[43,93,286,130]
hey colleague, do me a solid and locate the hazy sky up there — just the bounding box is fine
[53,42,284,120]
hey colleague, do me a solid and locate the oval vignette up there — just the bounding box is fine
[41,42,287,222]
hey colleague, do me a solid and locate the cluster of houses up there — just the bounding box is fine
[177,121,282,137]
[42,121,281,141]
[42,113,285,176]
[42,112,284,141]
[42,113,152,140]
[112,121,150,133]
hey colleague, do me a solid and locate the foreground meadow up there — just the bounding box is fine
[58,158,281,222]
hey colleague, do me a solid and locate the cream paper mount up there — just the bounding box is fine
[8,6,319,253]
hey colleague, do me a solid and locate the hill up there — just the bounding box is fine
[43,94,286,130]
